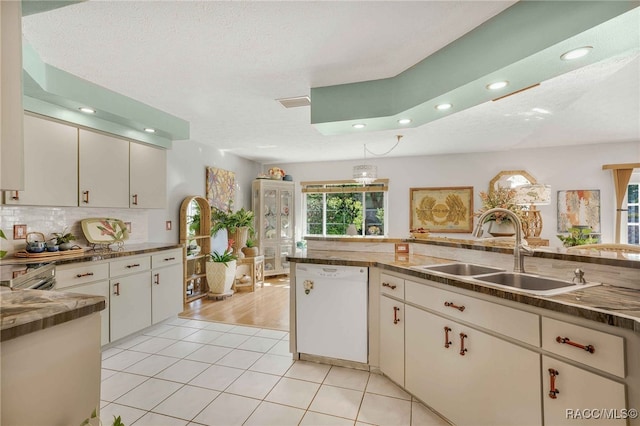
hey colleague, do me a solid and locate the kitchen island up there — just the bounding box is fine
[1,287,105,425]
[288,241,640,426]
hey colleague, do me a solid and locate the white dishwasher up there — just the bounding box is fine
[295,263,368,363]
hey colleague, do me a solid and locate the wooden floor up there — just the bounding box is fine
[179,275,290,331]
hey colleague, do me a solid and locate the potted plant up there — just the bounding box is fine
[241,238,260,257]
[211,204,255,256]
[557,226,599,247]
[206,240,238,295]
[474,186,524,237]
[0,229,7,259]
[52,229,77,251]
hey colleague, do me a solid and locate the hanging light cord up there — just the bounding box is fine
[365,135,403,157]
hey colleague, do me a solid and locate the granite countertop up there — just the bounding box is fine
[0,287,106,342]
[0,242,184,267]
[289,250,640,333]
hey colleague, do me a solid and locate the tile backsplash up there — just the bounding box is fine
[0,206,148,255]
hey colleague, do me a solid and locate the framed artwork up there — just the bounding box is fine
[557,189,601,233]
[410,186,474,233]
[206,167,236,211]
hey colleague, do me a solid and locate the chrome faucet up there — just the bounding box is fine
[473,208,533,273]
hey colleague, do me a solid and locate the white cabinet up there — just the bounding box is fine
[110,271,152,341]
[379,294,404,386]
[4,114,78,206]
[542,356,626,426]
[405,304,542,426]
[0,0,24,191]
[56,262,110,346]
[252,179,295,276]
[151,249,184,324]
[130,142,167,208]
[78,129,130,208]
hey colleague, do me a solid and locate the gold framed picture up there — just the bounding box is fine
[410,186,474,233]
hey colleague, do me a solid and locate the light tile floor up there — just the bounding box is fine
[101,317,450,426]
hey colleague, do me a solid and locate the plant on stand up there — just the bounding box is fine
[241,238,260,257]
[206,239,238,296]
[52,228,77,251]
[211,202,255,258]
[474,186,524,237]
[557,226,599,247]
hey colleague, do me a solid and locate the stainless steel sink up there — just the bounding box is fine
[473,272,601,295]
[416,263,505,276]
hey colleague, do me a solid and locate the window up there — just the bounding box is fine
[302,180,388,237]
[628,183,639,244]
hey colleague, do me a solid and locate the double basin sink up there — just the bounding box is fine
[414,263,600,296]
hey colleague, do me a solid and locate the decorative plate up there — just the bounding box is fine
[81,218,129,245]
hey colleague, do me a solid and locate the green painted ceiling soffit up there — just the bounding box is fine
[22,41,190,149]
[21,0,85,17]
[310,1,640,136]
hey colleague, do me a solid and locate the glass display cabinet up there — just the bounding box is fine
[252,179,295,276]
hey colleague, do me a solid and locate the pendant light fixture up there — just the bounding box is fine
[352,135,403,185]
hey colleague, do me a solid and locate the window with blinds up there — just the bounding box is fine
[301,179,389,237]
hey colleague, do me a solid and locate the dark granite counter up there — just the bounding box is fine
[0,287,106,342]
[0,242,183,266]
[289,250,640,333]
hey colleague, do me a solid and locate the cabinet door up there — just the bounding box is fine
[263,244,277,275]
[542,356,626,426]
[110,272,151,341]
[59,280,110,346]
[78,129,129,208]
[4,114,77,206]
[279,187,293,240]
[130,142,166,208]
[405,305,541,426]
[152,263,183,324]
[263,188,278,241]
[379,295,404,386]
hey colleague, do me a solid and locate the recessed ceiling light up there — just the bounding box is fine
[560,46,593,61]
[435,103,452,111]
[486,81,509,90]
[352,123,366,129]
[398,118,412,125]
[144,128,156,133]
[79,107,96,114]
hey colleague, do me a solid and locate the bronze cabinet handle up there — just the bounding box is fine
[132,194,138,205]
[548,368,560,399]
[444,301,465,312]
[82,190,90,204]
[126,263,141,269]
[154,273,160,285]
[164,257,176,261]
[444,326,452,348]
[393,306,400,324]
[76,272,94,278]
[556,336,595,354]
[11,191,19,200]
[113,282,120,296]
[459,332,468,356]
[382,282,397,290]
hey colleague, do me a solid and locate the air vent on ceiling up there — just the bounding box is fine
[277,95,311,108]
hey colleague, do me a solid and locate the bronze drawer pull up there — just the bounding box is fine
[126,263,141,269]
[382,282,397,290]
[548,368,560,399]
[164,257,176,261]
[444,301,465,312]
[556,336,595,354]
[444,326,452,348]
[11,191,19,200]
[393,306,400,324]
[459,333,468,356]
[76,272,94,278]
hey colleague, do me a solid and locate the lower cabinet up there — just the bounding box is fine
[59,279,110,346]
[404,304,542,426]
[152,261,183,323]
[379,294,404,386]
[110,272,152,341]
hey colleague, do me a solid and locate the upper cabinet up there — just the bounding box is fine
[0,1,24,191]
[130,143,167,209]
[79,129,130,208]
[4,114,78,206]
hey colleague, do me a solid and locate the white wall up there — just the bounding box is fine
[279,141,639,247]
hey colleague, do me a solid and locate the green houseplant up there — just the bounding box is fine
[0,229,7,259]
[241,238,260,257]
[53,229,77,250]
[211,205,255,257]
[557,226,599,247]
[206,240,238,295]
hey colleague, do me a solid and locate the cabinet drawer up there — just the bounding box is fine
[380,273,404,299]
[405,280,539,346]
[56,262,109,289]
[110,255,151,277]
[542,317,625,378]
[152,249,182,269]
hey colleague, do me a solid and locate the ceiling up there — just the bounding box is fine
[21,1,640,164]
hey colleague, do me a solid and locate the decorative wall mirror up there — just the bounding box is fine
[489,170,536,193]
